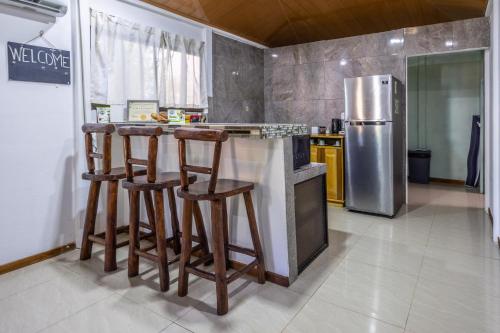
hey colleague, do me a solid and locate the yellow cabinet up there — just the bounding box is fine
[310,145,323,163]
[310,135,344,206]
[324,147,344,205]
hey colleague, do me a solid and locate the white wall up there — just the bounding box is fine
[486,0,500,244]
[0,0,76,264]
[408,52,484,181]
[0,0,262,265]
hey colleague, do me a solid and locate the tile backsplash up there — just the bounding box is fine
[264,17,489,127]
[211,17,490,127]
[211,34,265,123]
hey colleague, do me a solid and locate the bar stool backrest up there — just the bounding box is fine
[82,123,115,175]
[174,127,229,193]
[117,126,163,183]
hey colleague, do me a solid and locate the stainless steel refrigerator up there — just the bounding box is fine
[344,75,405,217]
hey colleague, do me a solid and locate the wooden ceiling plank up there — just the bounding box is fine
[141,0,487,47]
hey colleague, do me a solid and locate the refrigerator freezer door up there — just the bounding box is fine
[345,122,394,216]
[344,75,393,121]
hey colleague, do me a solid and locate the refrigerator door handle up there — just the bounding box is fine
[347,121,387,126]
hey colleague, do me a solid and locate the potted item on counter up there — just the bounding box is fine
[93,104,111,123]
[167,108,186,123]
[151,112,168,123]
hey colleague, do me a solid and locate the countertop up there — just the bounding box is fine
[110,122,309,139]
[293,162,327,184]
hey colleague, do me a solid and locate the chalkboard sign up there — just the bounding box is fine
[7,42,71,85]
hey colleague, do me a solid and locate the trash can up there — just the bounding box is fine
[408,150,431,184]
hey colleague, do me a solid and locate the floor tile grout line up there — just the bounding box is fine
[298,294,408,330]
[34,292,117,333]
[165,322,195,333]
[423,207,437,248]
[342,256,421,278]
[0,263,81,303]
[423,243,500,261]
[403,233,429,331]
[359,234,429,249]
[0,260,77,302]
[405,193,494,330]
[280,231,367,332]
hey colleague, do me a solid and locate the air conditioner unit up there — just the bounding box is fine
[0,0,67,23]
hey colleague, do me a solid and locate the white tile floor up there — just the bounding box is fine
[1,183,499,333]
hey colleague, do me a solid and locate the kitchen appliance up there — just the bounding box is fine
[331,118,342,133]
[292,135,311,170]
[344,75,405,216]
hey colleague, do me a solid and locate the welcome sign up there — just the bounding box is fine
[7,42,71,85]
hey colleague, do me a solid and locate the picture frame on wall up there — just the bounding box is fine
[127,100,159,122]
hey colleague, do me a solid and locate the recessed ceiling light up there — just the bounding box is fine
[390,38,404,44]
[340,59,347,66]
[445,40,454,47]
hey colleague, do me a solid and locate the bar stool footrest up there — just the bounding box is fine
[227,244,256,257]
[186,266,216,282]
[87,225,130,246]
[190,253,214,267]
[227,259,258,284]
[139,222,154,230]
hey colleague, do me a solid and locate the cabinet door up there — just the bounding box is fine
[324,147,343,202]
[310,145,320,163]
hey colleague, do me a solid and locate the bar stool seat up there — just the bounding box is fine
[123,172,196,191]
[177,179,254,200]
[82,166,146,181]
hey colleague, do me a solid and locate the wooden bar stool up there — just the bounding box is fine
[118,126,210,292]
[80,123,148,272]
[174,128,266,315]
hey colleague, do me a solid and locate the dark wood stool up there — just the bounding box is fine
[118,126,210,292]
[174,128,266,315]
[80,123,148,272]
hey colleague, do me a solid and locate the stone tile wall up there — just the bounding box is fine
[211,33,265,123]
[264,17,490,127]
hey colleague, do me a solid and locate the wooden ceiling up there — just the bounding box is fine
[143,0,488,47]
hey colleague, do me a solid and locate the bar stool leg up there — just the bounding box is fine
[178,199,193,297]
[193,200,210,258]
[221,198,230,269]
[128,190,140,277]
[104,180,118,272]
[166,187,182,255]
[243,191,266,284]
[143,190,156,235]
[154,189,170,292]
[211,199,229,315]
[80,181,102,260]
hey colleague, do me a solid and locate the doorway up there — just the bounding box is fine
[406,50,485,211]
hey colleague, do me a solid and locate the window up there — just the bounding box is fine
[90,9,207,112]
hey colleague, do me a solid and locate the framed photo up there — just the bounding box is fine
[127,100,159,122]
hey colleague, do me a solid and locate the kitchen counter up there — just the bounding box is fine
[97,123,326,286]
[112,122,309,139]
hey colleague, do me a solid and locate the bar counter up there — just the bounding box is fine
[113,122,309,139]
[102,122,326,285]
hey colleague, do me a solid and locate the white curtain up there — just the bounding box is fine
[157,32,207,107]
[90,9,207,108]
[90,10,159,104]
